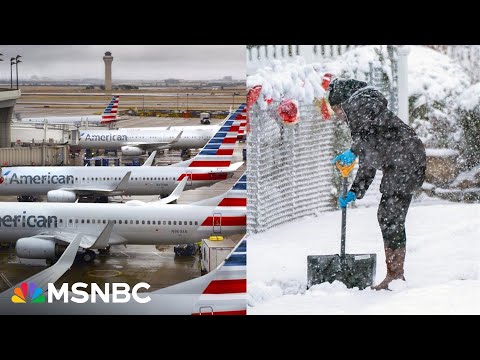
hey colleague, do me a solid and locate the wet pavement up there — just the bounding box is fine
[0,244,200,294]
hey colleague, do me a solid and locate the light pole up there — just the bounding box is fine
[10,58,15,89]
[176,93,179,112]
[15,55,22,90]
[232,92,240,107]
[186,93,189,112]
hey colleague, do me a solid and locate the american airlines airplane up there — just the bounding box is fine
[77,103,247,155]
[0,236,247,315]
[0,110,244,202]
[18,95,120,126]
[0,173,246,263]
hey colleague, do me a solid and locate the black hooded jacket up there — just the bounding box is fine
[329,79,426,198]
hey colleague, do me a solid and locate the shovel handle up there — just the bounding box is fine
[335,161,356,259]
[341,177,347,259]
[336,161,356,178]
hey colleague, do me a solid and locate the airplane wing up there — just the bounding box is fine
[0,234,82,298]
[58,171,132,196]
[35,221,116,250]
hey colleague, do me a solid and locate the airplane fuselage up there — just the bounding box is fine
[0,165,232,197]
[21,115,104,126]
[78,127,219,151]
[0,202,246,245]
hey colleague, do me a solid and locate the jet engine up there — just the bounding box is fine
[121,146,144,156]
[47,189,77,202]
[16,237,66,259]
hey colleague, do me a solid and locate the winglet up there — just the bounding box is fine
[227,161,244,172]
[89,221,114,249]
[142,151,157,166]
[114,171,131,192]
[154,176,188,205]
[171,131,183,144]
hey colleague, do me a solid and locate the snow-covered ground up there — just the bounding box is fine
[248,198,480,314]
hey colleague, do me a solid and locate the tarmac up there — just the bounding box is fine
[0,94,246,295]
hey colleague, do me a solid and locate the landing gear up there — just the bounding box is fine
[98,245,111,255]
[17,195,39,202]
[181,149,191,157]
[82,250,97,263]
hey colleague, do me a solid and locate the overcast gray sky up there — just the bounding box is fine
[0,45,246,81]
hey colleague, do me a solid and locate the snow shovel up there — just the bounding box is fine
[307,161,376,290]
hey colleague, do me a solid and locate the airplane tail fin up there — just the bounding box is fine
[192,237,246,315]
[154,236,247,315]
[100,95,120,124]
[173,103,246,168]
[191,172,246,207]
[236,105,247,140]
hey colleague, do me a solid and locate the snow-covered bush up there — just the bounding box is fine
[457,83,480,168]
[323,45,472,152]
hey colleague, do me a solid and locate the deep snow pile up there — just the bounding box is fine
[247,199,480,314]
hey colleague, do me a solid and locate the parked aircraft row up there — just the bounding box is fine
[76,103,247,155]
[0,104,247,264]
[16,95,121,126]
[0,104,245,202]
[0,173,246,262]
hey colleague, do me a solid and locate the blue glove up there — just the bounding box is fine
[332,149,357,166]
[339,191,356,208]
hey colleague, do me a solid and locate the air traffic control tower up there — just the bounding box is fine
[103,51,113,92]
[0,89,21,147]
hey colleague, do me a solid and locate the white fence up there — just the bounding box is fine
[247,45,358,75]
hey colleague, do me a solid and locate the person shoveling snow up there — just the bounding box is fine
[328,78,427,290]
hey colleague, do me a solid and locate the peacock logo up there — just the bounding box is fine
[11,282,45,303]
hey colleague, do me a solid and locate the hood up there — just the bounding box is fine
[349,86,388,107]
[328,78,368,107]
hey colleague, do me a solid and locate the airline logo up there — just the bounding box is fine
[11,282,45,303]
[217,174,246,207]
[0,212,58,228]
[192,239,246,315]
[3,171,74,185]
[0,170,8,184]
[81,133,128,142]
[189,104,246,168]
[101,95,120,123]
[237,105,247,139]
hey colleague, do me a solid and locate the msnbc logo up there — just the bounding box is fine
[11,282,45,303]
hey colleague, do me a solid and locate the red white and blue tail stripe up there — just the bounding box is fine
[188,103,246,168]
[237,105,247,140]
[195,173,247,231]
[192,238,247,315]
[101,95,120,124]
[192,173,247,208]
[217,173,246,207]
